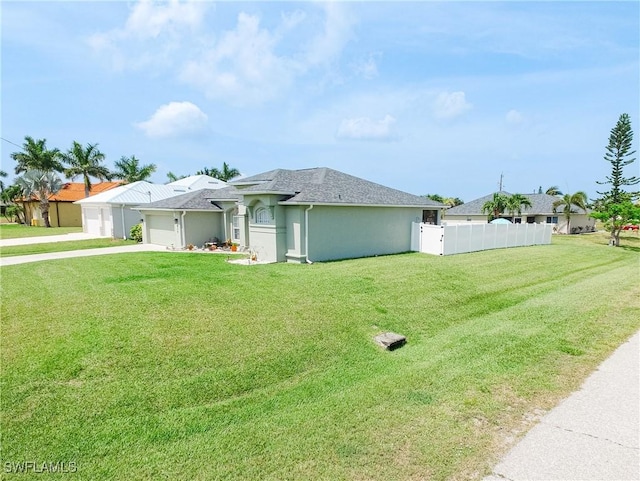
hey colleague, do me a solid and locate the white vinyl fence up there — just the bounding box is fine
[411,222,553,256]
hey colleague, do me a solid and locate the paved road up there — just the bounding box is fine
[484,331,640,481]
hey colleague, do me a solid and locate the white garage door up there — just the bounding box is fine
[83,208,101,235]
[148,214,177,247]
[101,207,113,237]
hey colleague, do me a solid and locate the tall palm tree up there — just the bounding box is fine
[444,197,464,207]
[15,170,63,227]
[197,162,240,182]
[113,155,156,184]
[166,171,187,183]
[545,186,563,196]
[424,193,445,203]
[481,192,510,221]
[553,191,588,234]
[0,169,7,192]
[61,141,112,197]
[506,193,533,218]
[219,162,240,181]
[195,167,214,177]
[11,136,63,174]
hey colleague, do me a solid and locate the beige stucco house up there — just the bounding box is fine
[444,192,595,234]
[137,167,446,263]
[21,182,121,227]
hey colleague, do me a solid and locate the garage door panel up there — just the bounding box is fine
[84,208,100,235]
[148,215,177,247]
[101,208,113,237]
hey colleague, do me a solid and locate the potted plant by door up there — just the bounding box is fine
[231,243,238,252]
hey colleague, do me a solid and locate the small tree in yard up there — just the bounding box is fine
[593,113,640,246]
[1,184,26,224]
[591,202,640,244]
[15,170,63,227]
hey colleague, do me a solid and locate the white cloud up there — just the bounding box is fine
[125,0,204,39]
[433,91,472,120]
[87,0,208,71]
[88,3,356,105]
[135,101,208,138]
[352,53,380,80]
[280,9,306,31]
[304,3,354,68]
[179,5,356,105]
[179,13,295,105]
[337,115,397,141]
[506,109,525,125]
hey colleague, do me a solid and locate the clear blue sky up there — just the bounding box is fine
[2,1,638,201]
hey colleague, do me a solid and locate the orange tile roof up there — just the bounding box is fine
[49,182,122,202]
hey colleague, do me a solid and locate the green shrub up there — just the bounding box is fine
[130,223,143,243]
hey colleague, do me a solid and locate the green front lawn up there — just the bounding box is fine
[1,234,638,480]
[0,224,83,239]
[0,238,136,257]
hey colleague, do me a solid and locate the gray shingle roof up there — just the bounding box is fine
[231,168,445,207]
[446,192,589,216]
[137,189,225,211]
[206,186,242,202]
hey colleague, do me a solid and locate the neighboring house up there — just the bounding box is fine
[21,182,121,227]
[75,176,227,239]
[444,192,595,234]
[138,188,239,249]
[166,174,227,192]
[138,167,446,263]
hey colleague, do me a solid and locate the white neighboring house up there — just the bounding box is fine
[75,176,227,239]
[166,174,227,192]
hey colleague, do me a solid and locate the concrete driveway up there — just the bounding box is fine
[0,233,167,266]
[0,232,110,247]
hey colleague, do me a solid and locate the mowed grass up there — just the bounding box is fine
[0,224,83,239]
[1,234,638,480]
[0,238,136,257]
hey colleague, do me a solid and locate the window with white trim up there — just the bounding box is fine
[546,216,558,224]
[255,207,270,224]
[232,216,241,242]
